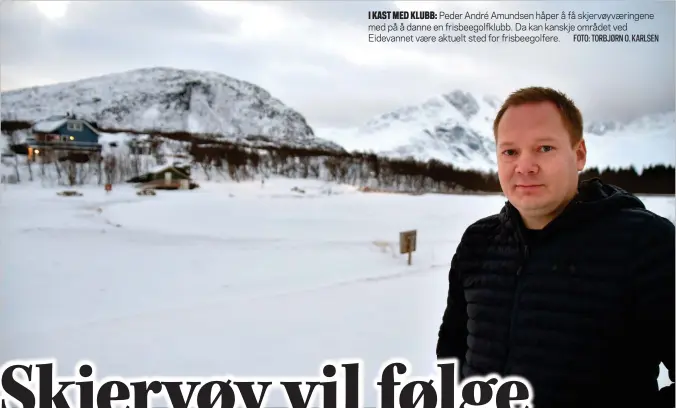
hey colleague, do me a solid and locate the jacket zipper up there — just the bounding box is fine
[503,243,529,373]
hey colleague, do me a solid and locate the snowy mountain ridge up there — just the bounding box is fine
[1,67,673,173]
[0,67,343,151]
[317,90,676,172]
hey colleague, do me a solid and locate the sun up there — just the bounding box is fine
[32,1,69,20]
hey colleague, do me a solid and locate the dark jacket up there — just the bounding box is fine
[437,178,675,408]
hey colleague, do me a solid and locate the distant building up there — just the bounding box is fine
[25,115,102,161]
[126,162,197,190]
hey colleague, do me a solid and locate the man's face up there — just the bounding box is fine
[496,101,586,222]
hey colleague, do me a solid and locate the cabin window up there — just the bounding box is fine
[67,122,83,131]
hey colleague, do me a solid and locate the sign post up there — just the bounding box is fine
[399,229,417,266]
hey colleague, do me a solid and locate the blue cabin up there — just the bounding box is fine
[27,115,102,157]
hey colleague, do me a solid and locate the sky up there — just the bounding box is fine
[0,0,674,128]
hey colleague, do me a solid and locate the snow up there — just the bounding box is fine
[99,131,138,146]
[0,136,12,179]
[3,67,673,173]
[1,178,672,407]
[32,118,67,133]
[0,67,343,151]
[146,161,188,175]
[0,135,14,180]
[0,132,7,154]
[316,91,501,172]
[316,93,675,173]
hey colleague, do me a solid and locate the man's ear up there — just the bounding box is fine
[576,139,587,172]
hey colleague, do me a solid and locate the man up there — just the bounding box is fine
[436,86,675,407]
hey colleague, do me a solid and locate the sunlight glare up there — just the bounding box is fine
[33,1,69,20]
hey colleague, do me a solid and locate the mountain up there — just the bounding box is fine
[1,68,673,174]
[319,90,501,173]
[0,67,343,151]
[318,90,676,173]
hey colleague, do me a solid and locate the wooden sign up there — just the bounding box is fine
[399,229,417,265]
[105,183,112,193]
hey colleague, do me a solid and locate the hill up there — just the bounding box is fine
[316,91,675,173]
[0,67,343,151]
[1,68,673,195]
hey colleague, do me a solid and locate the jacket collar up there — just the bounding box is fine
[498,177,645,245]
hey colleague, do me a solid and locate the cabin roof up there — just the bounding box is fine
[148,161,189,173]
[33,119,67,133]
[32,117,101,136]
[147,162,190,178]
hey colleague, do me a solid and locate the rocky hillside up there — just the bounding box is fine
[318,90,676,172]
[0,67,343,151]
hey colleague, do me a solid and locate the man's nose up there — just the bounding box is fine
[515,154,539,174]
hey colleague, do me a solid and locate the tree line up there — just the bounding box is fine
[1,120,674,195]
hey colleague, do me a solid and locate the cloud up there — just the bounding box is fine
[0,1,240,79]
[1,0,673,128]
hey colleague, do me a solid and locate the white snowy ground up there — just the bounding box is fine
[0,178,673,408]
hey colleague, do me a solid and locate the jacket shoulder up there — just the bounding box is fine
[456,214,503,254]
[464,213,503,237]
[591,206,674,268]
[615,207,675,237]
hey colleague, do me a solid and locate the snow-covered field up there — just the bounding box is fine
[1,178,673,407]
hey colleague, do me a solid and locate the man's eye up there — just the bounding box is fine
[502,150,516,156]
[540,146,554,152]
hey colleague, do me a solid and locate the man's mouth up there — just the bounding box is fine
[515,184,544,189]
